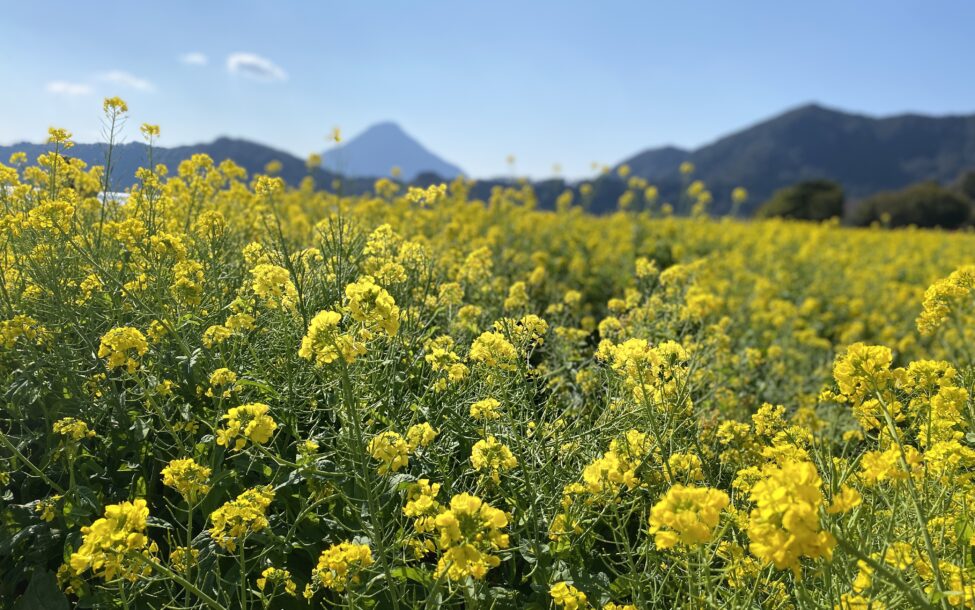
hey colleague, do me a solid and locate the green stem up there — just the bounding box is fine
[872,388,947,604]
[240,542,248,610]
[833,534,935,610]
[0,430,64,493]
[133,553,225,610]
[185,503,194,608]
[332,355,402,610]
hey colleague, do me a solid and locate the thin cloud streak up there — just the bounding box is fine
[180,52,208,66]
[227,52,287,82]
[98,70,156,92]
[45,81,93,96]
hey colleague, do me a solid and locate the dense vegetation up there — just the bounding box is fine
[849,182,972,229]
[4,101,975,609]
[754,180,845,222]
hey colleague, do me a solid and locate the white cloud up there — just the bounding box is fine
[180,52,208,66]
[46,81,93,96]
[227,52,287,82]
[97,70,156,92]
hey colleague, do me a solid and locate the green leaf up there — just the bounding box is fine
[12,570,69,610]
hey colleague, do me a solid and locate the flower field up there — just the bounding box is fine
[4,103,975,609]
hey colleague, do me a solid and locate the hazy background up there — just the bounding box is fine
[2,1,974,179]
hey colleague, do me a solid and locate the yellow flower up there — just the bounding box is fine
[471,436,518,482]
[504,281,529,310]
[27,200,74,232]
[299,310,365,365]
[169,546,199,572]
[140,123,160,139]
[203,324,233,348]
[53,417,95,441]
[254,175,284,195]
[206,367,238,398]
[746,460,835,574]
[161,458,211,503]
[916,265,975,335]
[666,452,704,483]
[406,422,438,451]
[732,186,748,204]
[103,96,128,115]
[580,429,653,494]
[69,499,151,582]
[433,493,508,580]
[469,331,518,369]
[171,260,205,306]
[470,397,502,421]
[215,403,278,451]
[0,315,44,348]
[648,484,729,549]
[827,485,862,514]
[47,127,73,147]
[858,445,922,486]
[256,566,296,596]
[550,581,588,609]
[345,275,400,336]
[833,343,892,404]
[368,431,409,474]
[35,495,62,522]
[403,479,442,529]
[250,264,297,310]
[209,487,274,551]
[98,327,148,372]
[309,542,373,592]
[406,183,447,206]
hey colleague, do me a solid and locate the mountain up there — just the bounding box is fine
[620,103,975,214]
[0,137,344,190]
[322,122,464,181]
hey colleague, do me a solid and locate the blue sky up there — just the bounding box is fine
[2,1,974,178]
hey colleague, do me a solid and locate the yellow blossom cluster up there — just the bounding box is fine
[208,487,274,551]
[648,484,729,549]
[215,403,278,451]
[160,458,211,503]
[69,499,153,582]
[433,493,509,580]
[97,326,148,372]
[308,542,373,594]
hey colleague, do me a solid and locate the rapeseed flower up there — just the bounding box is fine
[98,327,148,372]
[550,581,588,609]
[161,458,211,503]
[309,541,373,592]
[746,460,835,574]
[433,493,508,580]
[209,487,274,551]
[216,403,278,451]
[69,499,152,581]
[649,484,729,549]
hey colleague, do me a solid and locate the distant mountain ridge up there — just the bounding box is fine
[3,104,975,215]
[620,103,975,213]
[322,122,464,181]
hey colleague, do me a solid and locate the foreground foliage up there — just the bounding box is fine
[3,104,975,609]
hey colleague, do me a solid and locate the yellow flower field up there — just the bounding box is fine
[3,101,975,609]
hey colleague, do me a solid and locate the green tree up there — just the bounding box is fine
[754,180,844,221]
[850,181,971,229]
